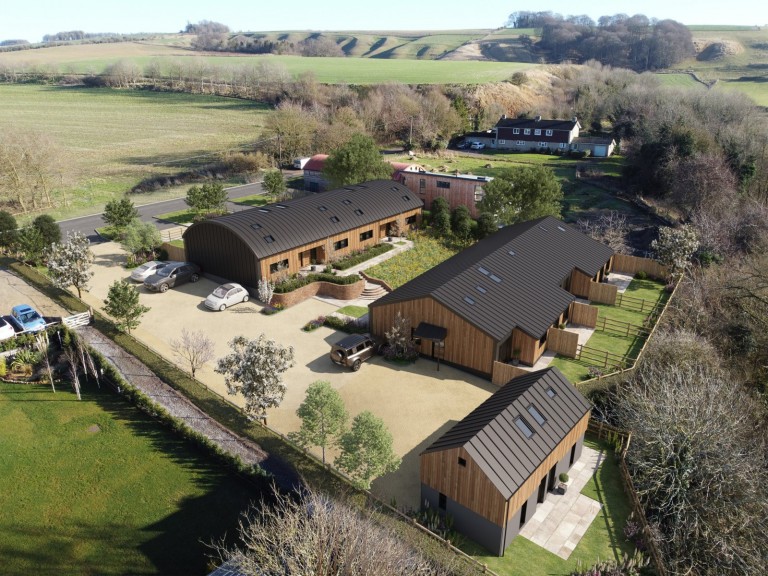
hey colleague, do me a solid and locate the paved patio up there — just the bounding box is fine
[519,445,605,559]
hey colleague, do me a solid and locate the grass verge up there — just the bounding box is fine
[335,305,369,318]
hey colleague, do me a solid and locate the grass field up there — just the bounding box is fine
[463,437,634,575]
[0,84,268,220]
[0,382,256,575]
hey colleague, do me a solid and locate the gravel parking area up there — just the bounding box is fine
[77,242,497,508]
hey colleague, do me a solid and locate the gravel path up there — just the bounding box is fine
[80,326,302,491]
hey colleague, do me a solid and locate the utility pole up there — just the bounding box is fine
[277,131,283,173]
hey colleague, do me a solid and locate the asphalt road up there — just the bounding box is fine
[57,180,271,242]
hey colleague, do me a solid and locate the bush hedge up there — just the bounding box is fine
[332,243,394,270]
[273,272,360,293]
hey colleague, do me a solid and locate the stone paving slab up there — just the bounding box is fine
[519,446,605,559]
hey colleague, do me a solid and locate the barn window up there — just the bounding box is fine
[419,178,426,190]
[359,230,373,241]
[333,238,348,250]
[527,405,546,426]
[515,417,535,439]
[269,259,288,273]
[436,181,450,189]
[264,235,275,243]
[330,216,340,223]
[406,215,416,224]
[458,457,467,467]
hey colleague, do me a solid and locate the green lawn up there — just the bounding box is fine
[0,85,268,221]
[0,382,257,576]
[154,208,198,224]
[336,305,369,318]
[463,438,634,575]
[232,194,269,207]
[365,234,458,288]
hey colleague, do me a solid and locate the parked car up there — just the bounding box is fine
[330,333,377,371]
[469,141,485,150]
[0,317,16,341]
[130,260,167,282]
[144,262,200,293]
[204,283,250,311]
[456,140,468,149]
[9,304,46,333]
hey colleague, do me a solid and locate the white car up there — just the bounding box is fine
[0,317,16,341]
[470,141,485,150]
[130,261,167,282]
[204,283,250,311]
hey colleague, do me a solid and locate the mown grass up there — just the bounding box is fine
[0,85,269,219]
[365,234,458,288]
[335,305,369,318]
[233,194,269,207]
[154,208,198,224]
[0,382,255,576]
[462,437,634,575]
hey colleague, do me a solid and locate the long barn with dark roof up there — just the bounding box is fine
[368,216,614,376]
[420,367,591,555]
[184,180,422,289]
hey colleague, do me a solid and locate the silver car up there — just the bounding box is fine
[204,283,250,311]
[130,261,167,282]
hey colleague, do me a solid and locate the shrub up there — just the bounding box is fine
[302,316,326,332]
[0,356,6,378]
[559,472,569,483]
[332,243,394,270]
[273,273,360,293]
[635,270,648,280]
[323,315,368,334]
[262,303,285,315]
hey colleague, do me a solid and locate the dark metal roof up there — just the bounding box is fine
[371,216,614,341]
[183,180,423,259]
[422,367,592,500]
[494,117,579,131]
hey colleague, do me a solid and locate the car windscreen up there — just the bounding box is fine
[21,311,40,322]
[212,286,229,298]
[156,267,173,277]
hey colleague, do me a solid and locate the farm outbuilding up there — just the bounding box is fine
[368,216,614,377]
[184,180,423,290]
[420,367,592,556]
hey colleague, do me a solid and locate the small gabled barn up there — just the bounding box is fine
[368,216,614,376]
[420,367,592,556]
[184,180,423,289]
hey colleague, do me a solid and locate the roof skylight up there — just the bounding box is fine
[476,285,487,294]
[264,235,275,243]
[490,273,502,283]
[250,223,262,230]
[463,296,476,305]
[557,225,566,232]
[527,405,546,426]
[354,209,364,216]
[546,387,557,398]
[318,205,328,212]
[330,216,340,223]
[515,417,534,439]
[342,199,352,205]
[258,208,271,213]
[478,266,490,276]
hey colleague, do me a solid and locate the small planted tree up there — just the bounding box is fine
[47,231,94,298]
[120,219,162,265]
[185,182,228,215]
[262,169,286,201]
[103,279,150,334]
[336,411,401,489]
[292,380,347,464]
[14,226,46,265]
[382,311,418,362]
[32,214,61,247]
[215,334,295,422]
[0,210,18,252]
[102,198,139,232]
[450,205,473,242]
[170,328,215,379]
[257,278,275,305]
[475,212,497,240]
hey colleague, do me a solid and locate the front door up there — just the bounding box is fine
[547,464,557,493]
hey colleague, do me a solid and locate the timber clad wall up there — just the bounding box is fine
[399,172,490,218]
[370,296,496,376]
[419,413,590,528]
[570,269,595,299]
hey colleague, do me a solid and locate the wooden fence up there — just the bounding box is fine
[161,241,186,262]
[588,281,618,305]
[576,344,634,370]
[594,316,650,339]
[615,292,664,316]
[159,225,188,242]
[62,310,92,329]
[612,254,668,280]
[570,301,599,328]
[546,327,578,357]
[491,361,529,386]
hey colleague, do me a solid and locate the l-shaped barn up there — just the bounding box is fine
[420,367,592,555]
[184,180,423,289]
[368,216,614,377]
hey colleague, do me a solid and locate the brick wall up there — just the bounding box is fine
[271,279,365,308]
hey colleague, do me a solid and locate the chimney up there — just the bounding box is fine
[535,115,542,122]
[501,114,507,120]
[572,116,578,123]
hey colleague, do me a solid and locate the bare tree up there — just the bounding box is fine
[170,328,215,379]
[577,211,630,254]
[215,489,453,576]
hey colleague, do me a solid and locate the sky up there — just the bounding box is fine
[2,0,766,43]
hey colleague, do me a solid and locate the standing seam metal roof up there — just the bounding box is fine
[422,367,592,500]
[370,216,614,341]
[183,180,423,259]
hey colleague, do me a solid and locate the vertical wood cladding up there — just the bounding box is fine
[400,172,487,218]
[370,296,496,376]
[419,412,590,527]
[569,268,595,299]
[185,224,260,288]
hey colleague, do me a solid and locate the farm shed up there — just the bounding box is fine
[396,171,493,218]
[420,367,591,556]
[184,180,423,290]
[368,216,614,376]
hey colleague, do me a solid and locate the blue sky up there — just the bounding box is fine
[2,0,766,43]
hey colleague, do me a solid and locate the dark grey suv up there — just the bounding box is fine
[330,333,376,371]
[144,262,200,293]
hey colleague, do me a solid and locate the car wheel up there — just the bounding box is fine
[159,284,169,293]
[190,273,200,282]
[352,359,362,372]
[219,304,226,311]
[242,295,249,303]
